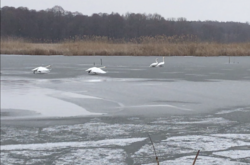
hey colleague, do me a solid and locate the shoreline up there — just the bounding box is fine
[1,39,250,56]
[1,54,250,57]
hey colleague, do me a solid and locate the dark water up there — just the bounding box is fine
[1,55,250,165]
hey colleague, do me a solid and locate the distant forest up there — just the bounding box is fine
[1,6,250,43]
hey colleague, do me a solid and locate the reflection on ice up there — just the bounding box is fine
[1,85,102,118]
[127,104,193,111]
[86,79,107,82]
[50,91,101,99]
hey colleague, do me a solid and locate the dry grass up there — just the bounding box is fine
[0,38,63,55]
[1,37,250,56]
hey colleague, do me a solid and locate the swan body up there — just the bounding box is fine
[157,57,165,67]
[86,66,106,75]
[149,58,158,67]
[32,65,51,74]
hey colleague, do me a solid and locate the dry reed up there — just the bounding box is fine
[192,150,200,165]
[148,133,200,165]
[148,133,159,165]
[1,36,250,56]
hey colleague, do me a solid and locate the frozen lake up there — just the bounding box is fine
[1,55,250,164]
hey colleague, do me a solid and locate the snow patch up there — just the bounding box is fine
[163,135,250,151]
[1,138,146,151]
[213,150,250,159]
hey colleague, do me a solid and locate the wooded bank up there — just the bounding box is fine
[1,6,250,43]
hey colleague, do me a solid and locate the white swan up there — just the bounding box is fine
[32,65,51,74]
[149,58,158,67]
[86,66,106,75]
[157,57,165,67]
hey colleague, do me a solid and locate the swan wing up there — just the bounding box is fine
[97,69,106,74]
[92,68,106,74]
[86,67,97,72]
[157,62,164,67]
[39,67,50,73]
[86,67,106,74]
[150,62,157,67]
[32,67,39,71]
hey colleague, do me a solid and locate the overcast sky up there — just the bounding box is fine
[2,0,250,23]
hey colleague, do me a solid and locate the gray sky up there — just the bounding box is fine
[1,0,250,23]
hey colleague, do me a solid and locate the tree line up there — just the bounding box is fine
[1,6,250,43]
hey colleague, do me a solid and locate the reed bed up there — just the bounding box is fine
[1,37,250,56]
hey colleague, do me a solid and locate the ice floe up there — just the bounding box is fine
[213,150,250,159]
[211,134,250,141]
[151,117,235,124]
[216,107,250,114]
[55,148,127,165]
[163,135,250,151]
[1,138,146,151]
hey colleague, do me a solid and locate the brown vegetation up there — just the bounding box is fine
[1,37,250,56]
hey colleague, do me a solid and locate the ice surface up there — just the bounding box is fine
[1,85,102,118]
[1,56,250,164]
[134,143,193,157]
[1,120,250,164]
[126,104,193,111]
[142,156,249,165]
[216,107,250,114]
[211,134,250,141]
[134,133,250,164]
[1,138,146,151]
[213,150,250,159]
[164,135,250,151]
[54,148,127,165]
[151,117,234,124]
